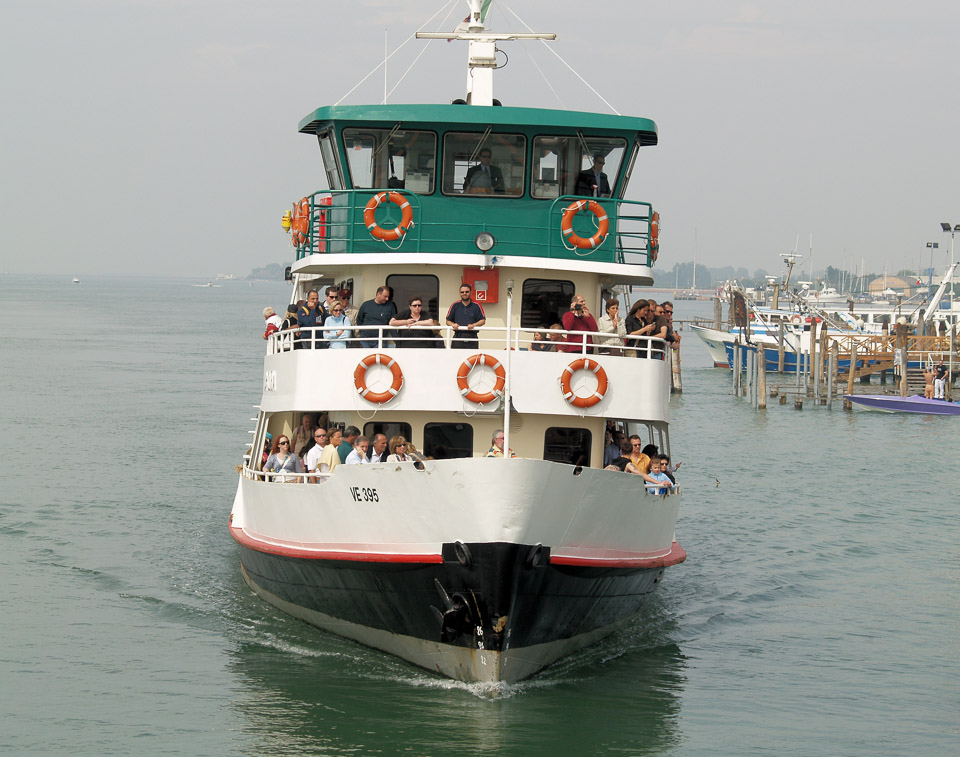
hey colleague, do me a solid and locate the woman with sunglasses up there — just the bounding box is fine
[625,299,657,358]
[263,435,304,483]
[389,295,438,349]
[322,300,352,348]
[316,428,343,475]
[385,435,410,462]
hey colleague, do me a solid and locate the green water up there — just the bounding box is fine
[1,276,957,755]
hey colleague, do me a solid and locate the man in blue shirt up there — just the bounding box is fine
[356,286,398,348]
[445,283,486,349]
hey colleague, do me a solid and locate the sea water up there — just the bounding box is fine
[1,275,957,756]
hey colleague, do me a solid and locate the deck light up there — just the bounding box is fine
[475,231,496,252]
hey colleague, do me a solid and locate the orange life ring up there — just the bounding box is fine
[649,210,660,262]
[790,315,802,325]
[456,353,506,405]
[560,358,609,409]
[354,353,404,404]
[291,197,310,247]
[363,192,414,241]
[560,200,609,249]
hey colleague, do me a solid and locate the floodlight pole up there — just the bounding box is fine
[926,242,939,288]
[942,223,959,310]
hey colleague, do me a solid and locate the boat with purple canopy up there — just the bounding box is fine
[844,394,960,415]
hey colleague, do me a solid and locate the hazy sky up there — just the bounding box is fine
[2,0,958,281]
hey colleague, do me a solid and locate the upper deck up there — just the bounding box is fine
[287,103,660,271]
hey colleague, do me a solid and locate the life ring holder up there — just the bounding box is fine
[456,353,506,406]
[560,358,609,409]
[354,353,404,404]
[649,210,660,262]
[363,192,414,243]
[291,197,310,247]
[560,200,609,252]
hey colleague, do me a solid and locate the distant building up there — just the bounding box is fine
[867,276,916,298]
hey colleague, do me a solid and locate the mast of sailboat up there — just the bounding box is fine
[417,1,555,106]
[692,228,697,295]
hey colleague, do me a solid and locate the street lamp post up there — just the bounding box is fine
[926,241,939,288]
[941,223,960,304]
[941,223,960,400]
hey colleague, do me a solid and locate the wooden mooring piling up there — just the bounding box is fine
[730,331,958,411]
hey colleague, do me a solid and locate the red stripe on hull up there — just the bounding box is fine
[229,525,444,563]
[550,541,687,569]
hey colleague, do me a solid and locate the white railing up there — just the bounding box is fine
[644,484,682,496]
[267,324,667,360]
[245,468,334,483]
[242,460,683,488]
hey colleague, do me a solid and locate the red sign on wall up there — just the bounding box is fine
[462,267,499,304]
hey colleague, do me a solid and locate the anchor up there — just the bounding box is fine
[431,579,474,643]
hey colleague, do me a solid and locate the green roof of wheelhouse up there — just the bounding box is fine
[299,104,657,143]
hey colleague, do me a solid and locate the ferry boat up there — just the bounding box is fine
[229,2,685,684]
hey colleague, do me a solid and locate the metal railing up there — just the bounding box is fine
[267,323,667,359]
[288,189,657,266]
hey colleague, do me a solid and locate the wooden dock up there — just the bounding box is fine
[732,324,958,409]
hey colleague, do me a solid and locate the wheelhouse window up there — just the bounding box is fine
[318,130,344,191]
[442,132,525,196]
[385,274,440,321]
[544,427,591,467]
[363,422,412,448]
[423,423,473,459]
[531,135,627,199]
[342,128,436,194]
[520,278,574,329]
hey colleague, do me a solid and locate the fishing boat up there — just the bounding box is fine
[229,2,685,684]
[844,394,960,415]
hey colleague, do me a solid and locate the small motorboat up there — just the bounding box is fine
[844,394,960,415]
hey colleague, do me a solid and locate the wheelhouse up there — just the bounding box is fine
[291,104,659,266]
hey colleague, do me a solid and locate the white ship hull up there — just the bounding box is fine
[231,458,684,683]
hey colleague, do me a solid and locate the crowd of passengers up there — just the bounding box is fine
[262,286,681,354]
[259,414,678,493]
[260,414,517,482]
[530,295,681,355]
[601,423,680,494]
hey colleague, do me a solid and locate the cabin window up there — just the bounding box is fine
[521,278,574,329]
[631,422,669,458]
[442,132,526,196]
[423,423,473,459]
[363,422,413,449]
[319,129,344,191]
[531,135,627,199]
[544,427,591,467]
[342,128,437,194]
[385,274,440,320]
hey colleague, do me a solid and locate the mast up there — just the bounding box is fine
[417,1,555,106]
[692,228,697,293]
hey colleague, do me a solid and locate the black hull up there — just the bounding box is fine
[238,540,672,682]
